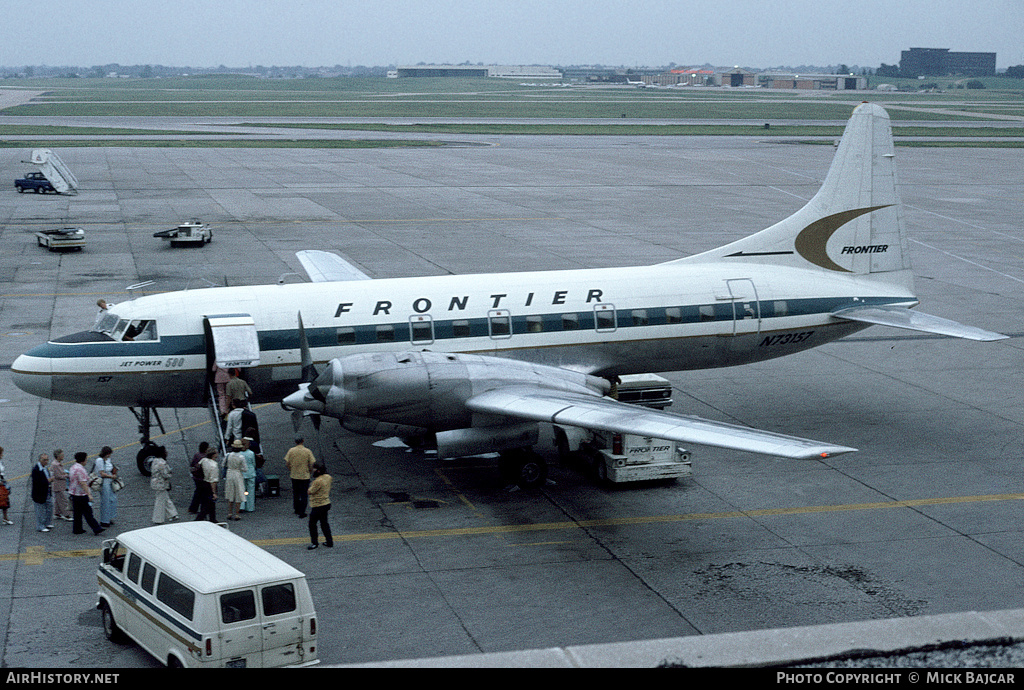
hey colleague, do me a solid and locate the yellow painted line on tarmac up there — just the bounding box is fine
[4,492,1024,564]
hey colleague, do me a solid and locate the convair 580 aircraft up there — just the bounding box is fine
[12,104,1005,484]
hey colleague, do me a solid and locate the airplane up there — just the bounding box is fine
[11,103,1006,487]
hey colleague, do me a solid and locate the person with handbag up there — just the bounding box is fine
[31,453,54,532]
[0,446,12,526]
[150,445,179,524]
[94,446,119,528]
[69,452,104,536]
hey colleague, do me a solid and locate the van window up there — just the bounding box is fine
[261,583,296,616]
[221,590,257,624]
[157,574,196,621]
[141,563,157,594]
[126,553,142,583]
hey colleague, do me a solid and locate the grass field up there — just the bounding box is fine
[1,75,1020,147]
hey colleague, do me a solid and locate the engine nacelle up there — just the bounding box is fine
[282,350,608,443]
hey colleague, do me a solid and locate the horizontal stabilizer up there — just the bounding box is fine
[466,388,856,460]
[296,250,372,282]
[832,305,1008,342]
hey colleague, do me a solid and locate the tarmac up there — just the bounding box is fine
[1,117,1022,668]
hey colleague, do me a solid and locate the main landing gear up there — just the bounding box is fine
[498,448,548,490]
[129,406,165,476]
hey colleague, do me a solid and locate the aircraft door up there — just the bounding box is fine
[203,314,262,389]
[725,279,761,336]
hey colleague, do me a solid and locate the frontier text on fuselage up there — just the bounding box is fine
[334,289,606,318]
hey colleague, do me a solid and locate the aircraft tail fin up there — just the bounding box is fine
[666,102,911,284]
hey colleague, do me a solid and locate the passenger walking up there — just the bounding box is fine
[0,447,11,525]
[194,448,219,523]
[188,441,210,513]
[31,454,54,532]
[95,446,118,527]
[240,437,256,513]
[307,463,333,550]
[49,450,72,521]
[285,437,315,518]
[212,364,231,417]
[150,445,179,524]
[69,452,104,535]
[225,400,245,444]
[225,368,252,405]
[224,440,246,521]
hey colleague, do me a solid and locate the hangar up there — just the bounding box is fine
[396,65,562,79]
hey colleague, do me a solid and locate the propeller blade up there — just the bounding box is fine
[297,311,318,383]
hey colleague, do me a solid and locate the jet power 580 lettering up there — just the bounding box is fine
[11,103,1005,485]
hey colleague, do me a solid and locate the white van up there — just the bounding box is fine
[97,521,319,668]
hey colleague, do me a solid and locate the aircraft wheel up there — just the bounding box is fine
[136,442,159,476]
[500,448,548,489]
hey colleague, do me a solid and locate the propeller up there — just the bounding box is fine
[287,312,322,432]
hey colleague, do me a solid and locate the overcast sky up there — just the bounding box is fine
[4,0,1022,69]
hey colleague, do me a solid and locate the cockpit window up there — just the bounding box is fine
[91,313,157,342]
[92,312,120,335]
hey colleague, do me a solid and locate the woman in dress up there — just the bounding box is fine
[95,446,118,527]
[49,450,72,521]
[224,440,247,521]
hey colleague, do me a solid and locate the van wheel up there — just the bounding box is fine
[100,602,122,642]
[167,655,184,668]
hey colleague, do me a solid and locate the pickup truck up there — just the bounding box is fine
[153,221,212,247]
[36,227,86,252]
[15,172,57,194]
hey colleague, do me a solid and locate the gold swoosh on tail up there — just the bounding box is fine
[794,205,891,272]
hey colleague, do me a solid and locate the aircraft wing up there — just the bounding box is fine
[296,250,372,282]
[832,305,1007,342]
[465,388,856,460]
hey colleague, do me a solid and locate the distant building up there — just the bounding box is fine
[396,65,562,79]
[757,72,867,90]
[718,68,756,87]
[899,48,996,77]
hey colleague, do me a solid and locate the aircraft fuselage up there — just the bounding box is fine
[12,261,914,409]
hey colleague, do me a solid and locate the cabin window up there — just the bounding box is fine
[375,325,394,343]
[526,316,544,333]
[261,583,297,617]
[126,553,142,583]
[561,313,580,330]
[595,305,616,331]
[631,310,648,327]
[488,310,511,338]
[699,305,715,322]
[665,307,682,324]
[336,327,356,345]
[452,320,471,338]
[409,316,433,344]
[157,573,196,621]
[141,563,157,594]
[221,589,257,624]
[773,300,789,317]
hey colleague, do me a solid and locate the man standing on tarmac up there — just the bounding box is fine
[285,437,315,518]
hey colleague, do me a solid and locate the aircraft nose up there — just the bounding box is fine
[11,353,53,399]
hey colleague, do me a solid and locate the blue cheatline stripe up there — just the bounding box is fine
[32,296,906,360]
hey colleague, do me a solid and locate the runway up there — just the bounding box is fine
[0,124,1022,666]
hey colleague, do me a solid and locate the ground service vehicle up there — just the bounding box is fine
[97,521,319,668]
[35,227,85,252]
[153,221,213,247]
[15,172,56,193]
[555,374,692,483]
